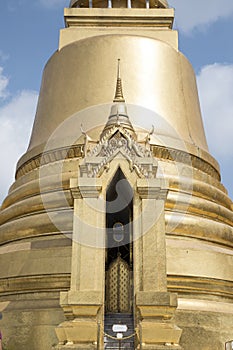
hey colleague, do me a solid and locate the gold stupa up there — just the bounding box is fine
[0,0,232,349]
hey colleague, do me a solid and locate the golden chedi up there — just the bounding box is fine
[0,0,232,349]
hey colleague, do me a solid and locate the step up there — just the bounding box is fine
[104,343,134,348]
[104,313,135,350]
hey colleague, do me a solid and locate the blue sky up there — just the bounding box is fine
[0,0,233,204]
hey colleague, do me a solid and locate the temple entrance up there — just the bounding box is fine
[104,168,134,349]
[105,168,133,313]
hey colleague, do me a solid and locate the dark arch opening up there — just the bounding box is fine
[106,168,133,269]
[104,168,135,347]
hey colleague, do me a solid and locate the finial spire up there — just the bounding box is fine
[113,59,125,103]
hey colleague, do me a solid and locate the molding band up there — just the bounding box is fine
[15,144,220,181]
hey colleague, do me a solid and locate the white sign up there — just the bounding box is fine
[112,324,128,333]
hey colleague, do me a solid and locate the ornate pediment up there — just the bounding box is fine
[79,124,157,179]
[79,59,157,179]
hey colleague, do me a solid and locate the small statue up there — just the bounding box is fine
[80,124,91,157]
[145,125,154,155]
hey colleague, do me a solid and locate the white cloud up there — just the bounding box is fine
[197,63,233,158]
[169,0,233,34]
[0,90,38,205]
[197,63,233,199]
[0,67,9,100]
[0,51,9,62]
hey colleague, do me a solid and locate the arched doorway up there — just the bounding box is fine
[104,168,134,349]
[105,168,133,313]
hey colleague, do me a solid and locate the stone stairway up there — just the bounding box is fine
[104,313,135,350]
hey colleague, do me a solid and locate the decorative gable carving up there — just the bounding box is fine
[79,124,157,179]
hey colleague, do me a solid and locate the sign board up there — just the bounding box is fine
[112,324,128,333]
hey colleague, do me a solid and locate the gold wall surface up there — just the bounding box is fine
[27,35,208,156]
[0,6,233,350]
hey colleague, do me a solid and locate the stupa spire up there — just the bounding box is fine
[113,59,125,103]
[100,59,136,139]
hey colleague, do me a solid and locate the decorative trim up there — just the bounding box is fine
[0,274,70,296]
[151,145,220,181]
[178,298,233,314]
[64,8,174,29]
[70,178,102,198]
[1,274,232,300]
[168,275,233,300]
[137,178,168,199]
[15,144,220,181]
[16,145,83,179]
